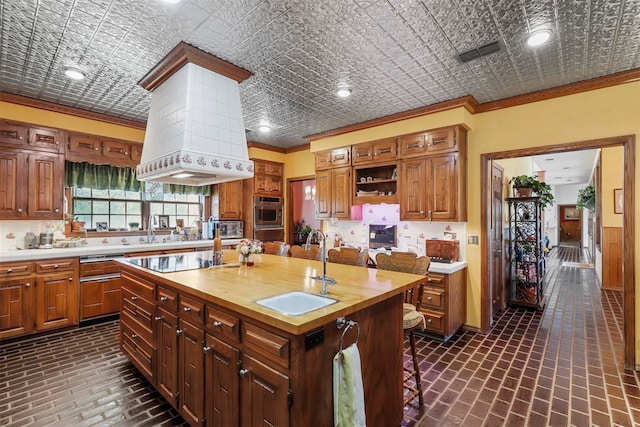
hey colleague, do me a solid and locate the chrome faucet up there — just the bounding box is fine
[306,229,336,295]
[147,214,156,243]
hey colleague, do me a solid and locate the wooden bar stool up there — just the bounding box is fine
[263,241,290,256]
[327,247,368,267]
[376,251,430,407]
[289,244,322,260]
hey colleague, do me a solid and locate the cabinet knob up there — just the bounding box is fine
[203,346,211,353]
[160,296,168,302]
[183,307,191,312]
[427,319,432,323]
[124,151,128,155]
[25,282,30,287]
[131,296,138,301]
[420,210,424,214]
[176,329,183,335]
[239,369,250,377]
[54,264,59,268]
[17,208,22,213]
[55,208,60,213]
[7,268,12,273]
[131,334,138,339]
[427,296,432,301]
[95,147,99,151]
[154,316,162,321]
[213,321,222,328]
[69,278,73,281]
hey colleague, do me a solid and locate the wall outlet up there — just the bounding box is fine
[468,235,479,245]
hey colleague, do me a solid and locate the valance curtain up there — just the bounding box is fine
[64,161,210,196]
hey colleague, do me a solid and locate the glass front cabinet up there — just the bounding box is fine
[507,197,545,310]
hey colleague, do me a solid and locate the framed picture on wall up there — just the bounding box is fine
[614,188,623,214]
[564,207,580,220]
[159,215,170,229]
[96,222,108,231]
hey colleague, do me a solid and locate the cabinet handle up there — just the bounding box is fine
[176,329,183,335]
[7,268,12,273]
[428,210,432,221]
[406,142,424,149]
[131,296,138,301]
[160,296,168,302]
[69,278,73,281]
[427,319,432,324]
[239,369,250,377]
[213,321,222,328]
[25,283,30,287]
[427,296,432,301]
[203,346,211,353]
[376,148,392,155]
[131,334,138,338]
[183,307,191,312]
[154,316,162,321]
[54,264,59,269]
[334,154,345,160]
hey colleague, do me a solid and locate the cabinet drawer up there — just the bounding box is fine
[79,260,120,277]
[121,320,155,380]
[422,310,446,334]
[0,261,32,277]
[157,286,178,312]
[0,121,28,146]
[179,295,205,325]
[242,322,289,369]
[120,271,155,301]
[427,273,446,285]
[35,258,75,273]
[68,135,102,155]
[121,287,155,338]
[422,286,445,311]
[206,305,240,342]
[399,133,428,157]
[103,140,131,160]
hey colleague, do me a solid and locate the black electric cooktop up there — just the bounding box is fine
[127,254,212,273]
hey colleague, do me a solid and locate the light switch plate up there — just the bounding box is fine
[468,235,479,245]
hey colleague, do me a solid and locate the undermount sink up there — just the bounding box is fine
[255,291,337,316]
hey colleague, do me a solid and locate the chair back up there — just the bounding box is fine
[376,252,430,310]
[327,248,368,267]
[263,241,290,257]
[289,245,322,261]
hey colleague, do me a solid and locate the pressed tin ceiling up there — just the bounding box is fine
[1,0,640,149]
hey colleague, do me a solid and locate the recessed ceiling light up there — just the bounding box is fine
[64,66,86,80]
[337,87,352,98]
[172,173,193,179]
[158,0,182,3]
[258,124,271,133]
[526,30,551,47]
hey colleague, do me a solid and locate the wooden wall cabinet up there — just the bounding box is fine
[0,149,64,220]
[399,125,459,158]
[67,133,143,167]
[351,137,397,165]
[0,121,62,153]
[419,268,466,341]
[253,159,283,196]
[217,180,243,220]
[353,162,398,205]
[315,166,352,219]
[314,147,351,170]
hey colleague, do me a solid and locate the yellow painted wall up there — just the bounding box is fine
[601,146,624,227]
[0,101,145,142]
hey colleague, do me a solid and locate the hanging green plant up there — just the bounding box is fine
[576,184,596,210]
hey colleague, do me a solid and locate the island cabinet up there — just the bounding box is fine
[117,253,415,426]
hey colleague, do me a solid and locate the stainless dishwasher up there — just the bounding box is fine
[79,254,124,325]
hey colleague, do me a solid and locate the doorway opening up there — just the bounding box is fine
[286,176,320,245]
[481,135,635,369]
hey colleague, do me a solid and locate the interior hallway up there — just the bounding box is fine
[405,245,639,426]
[1,245,638,426]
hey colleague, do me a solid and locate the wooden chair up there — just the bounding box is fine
[375,251,430,407]
[327,247,368,267]
[289,245,322,261]
[263,241,290,257]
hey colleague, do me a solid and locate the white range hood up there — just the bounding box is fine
[137,43,254,186]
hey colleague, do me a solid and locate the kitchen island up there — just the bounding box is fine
[117,250,427,426]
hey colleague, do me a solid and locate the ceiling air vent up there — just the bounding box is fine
[458,41,501,63]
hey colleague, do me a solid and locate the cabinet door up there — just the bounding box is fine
[0,150,27,219]
[156,308,179,406]
[28,152,63,219]
[131,143,143,162]
[80,276,121,320]
[68,134,102,156]
[35,271,77,331]
[240,353,289,427]
[266,175,282,195]
[28,127,62,152]
[205,334,240,427]
[399,133,427,158]
[219,180,243,220]
[179,319,205,426]
[103,140,131,161]
[426,154,457,221]
[400,159,427,220]
[314,169,332,219]
[426,127,457,154]
[352,143,374,164]
[0,278,33,339]
[0,121,28,147]
[332,166,352,219]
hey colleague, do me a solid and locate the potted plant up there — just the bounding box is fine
[509,175,554,209]
[576,184,596,210]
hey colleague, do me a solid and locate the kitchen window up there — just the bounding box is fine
[148,192,203,229]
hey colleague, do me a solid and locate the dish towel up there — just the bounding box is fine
[333,343,366,427]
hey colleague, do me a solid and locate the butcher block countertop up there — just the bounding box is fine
[118,249,426,336]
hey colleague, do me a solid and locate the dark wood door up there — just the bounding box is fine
[240,353,289,427]
[179,319,205,426]
[156,308,178,406]
[490,162,505,321]
[205,333,240,427]
[0,278,33,339]
[559,205,581,243]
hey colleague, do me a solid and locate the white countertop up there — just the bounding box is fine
[428,261,468,274]
[0,239,244,262]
